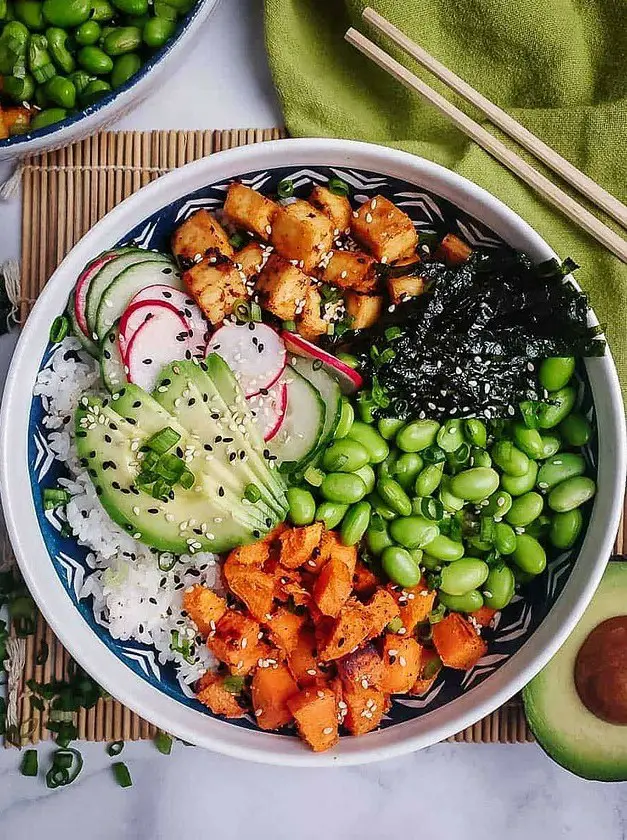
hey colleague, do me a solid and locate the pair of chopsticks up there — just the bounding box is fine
[346,8,627,264]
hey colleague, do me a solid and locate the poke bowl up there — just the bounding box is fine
[1,138,625,766]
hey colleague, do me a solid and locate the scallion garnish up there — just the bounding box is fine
[145,427,180,456]
[421,445,446,464]
[222,675,245,694]
[107,740,124,757]
[49,314,69,344]
[244,483,261,503]
[154,731,173,755]
[228,232,247,250]
[418,497,444,521]
[152,478,172,500]
[384,326,403,342]
[421,654,443,680]
[386,616,403,633]
[277,178,294,199]
[480,516,495,544]
[178,469,195,490]
[155,453,185,482]
[519,400,541,429]
[303,466,324,488]
[42,487,71,510]
[21,749,38,777]
[428,604,446,624]
[45,748,83,788]
[112,761,133,788]
[141,450,161,472]
[250,301,262,322]
[158,553,177,572]
[282,320,296,332]
[327,177,349,197]
[170,630,194,663]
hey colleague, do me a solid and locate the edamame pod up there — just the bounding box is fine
[512,423,544,459]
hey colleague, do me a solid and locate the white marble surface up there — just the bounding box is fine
[1,1,627,835]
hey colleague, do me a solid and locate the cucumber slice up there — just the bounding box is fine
[95,259,182,340]
[66,293,99,358]
[290,355,342,447]
[100,324,128,393]
[266,365,326,469]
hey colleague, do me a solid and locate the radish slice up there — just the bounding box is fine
[126,307,192,392]
[206,322,286,397]
[129,284,210,356]
[74,253,118,337]
[119,300,190,363]
[247,380,288,441]
[281,331,363,394]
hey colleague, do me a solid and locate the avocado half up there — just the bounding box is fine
[523,561,627,782]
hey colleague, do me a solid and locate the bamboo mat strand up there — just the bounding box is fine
[8,127,624,747]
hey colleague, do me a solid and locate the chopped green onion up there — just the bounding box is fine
[45,748,83,788]
[152,478,171,500]
[21,749,38,777]
[141,450,161,472]
[384,326,403,342]
[170,630,194,663]
[422,445,446,464]
[154,731,173,755]
[158,553,177,572]
[282,320,296,332]
[447,442,471,469]
[155,453,185,482]
[244,483,261,503]
[519,400,541,429]
[426,572,442,591]
[228,232,247,250]
[49,709,74,723]
[371,374,390,408]
[178,469,195,490]
[222,675,245,694]
[428,604,446,624]
[327,177,349,197]
[277,178,294,199]
[480,516,496,544]
[418,497,444,521]
[42,487,70,510]
[145,427,180,455]
[303,466,324,488]
[107,740,124,757]
[250,302,263,322]
[337,352,359,370]
[112,761,133,788]
[233,298,252,322]
[49,315,69,344]
[55,722,78,748]
[386,616,403,633]
[320,283,342,303]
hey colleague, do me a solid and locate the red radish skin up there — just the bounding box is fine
[206,322,287,397]
[281,331,363,393]
[126,307,192,392]
[129,285,210,355]
[118,299,189,363]
[247,380,288,441]
[74,253,117,337]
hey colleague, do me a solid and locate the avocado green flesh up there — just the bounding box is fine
[523,562,627,782]
[76,399,261,554]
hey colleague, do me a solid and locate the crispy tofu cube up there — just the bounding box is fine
[234,242,265,279]
[380,634,423,694]
[207,610,266,676]
[223,182,278,242]
[256,253,310,321]
[182,585,227,637]
[271,200,334,272]
[251,663,299,730]
[309,185,352,233]
[183,254,247,325]
[172,209,234,262]
[287,687,339,752]
[351,195,418,262]
[279,523,324,569]
[387,274,425,305]
[345,292,383,330]
[196,673,245,718]
[320,250,378,293]
[296,285,328,342]
[436,233,473,266]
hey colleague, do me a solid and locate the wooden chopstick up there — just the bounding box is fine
[362,7,627,232]
[345,27,627,264]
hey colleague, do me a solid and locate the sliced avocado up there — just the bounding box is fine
[75,396,269,554]
[523,561,627,781]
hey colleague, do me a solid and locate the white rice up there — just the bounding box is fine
[34,337,219,691]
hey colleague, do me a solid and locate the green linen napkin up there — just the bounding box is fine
[265,0,627,398]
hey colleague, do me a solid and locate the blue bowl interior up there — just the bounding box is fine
[28,164,597,733]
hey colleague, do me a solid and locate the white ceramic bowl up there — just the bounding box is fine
[1,139,625,765]
[0,0,221,161]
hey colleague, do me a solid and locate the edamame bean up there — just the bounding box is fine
[512,533,546,575]
[449,467,500,502]
[142,14,176,47]
[470,447,492,468]
[483,490,513,518]
[558,413,592,447]
[111,0,147,13]
[393,452,423,491]
[2,72,35,100]
[396,419,440,452]
[493,522,517,554]
[549,509,583,549]
[539,356,575,392]
[42,0,89,26]
[536,452,585,491]
[333,397,354,440]
[548,476,596,512]
[75,20,101,45]
[381,545,421,588]
[347,421,389,464]
[390,515,439,549]
[368,491,397,520]
[505,491,544,527]
[322,438,369,473]
[68,69,93,94]
[501,460,538,496]
[377,417,405,440]
[483,564,515,609]
[78,44,113,74]
[437,419,465,453]
[79,77,110,104]
[341,501,371,546]
[353,464,375,495]
[89,0,114,20]
[29,106,66,129]
[421,553,441,571]
[15,0,44,30]
[439,476,464,511]
[45,75,76,107]
[512,422,544,459]
[422,533,464,562]
[464,418,487,448]
[103,25,142,55]
[439,589,484,613]
[491,440,530,477]
[320,472,367,504]
[539,433,562,459]
[46,27,75,73]
[315,501,348,530]
[286,487,316,526]
[366,519,394,555]
[524,514,552,539]
[415,462,444,497]
[110,52,140,87]
[356,391,376,423]
[377,477,412,516]
[440,558,489,595]
[378,451,397,480]
[537,386,577,429]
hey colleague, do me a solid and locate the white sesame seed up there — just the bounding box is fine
[323,727,333,735]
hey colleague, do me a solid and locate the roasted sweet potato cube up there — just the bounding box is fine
[410,648,442,696]
[252,663,299,730]
[338,643,384,690]
[287,627,321,686]
[318,599,372,661]
[364,590,400,639]
[256,253,311,321]
[184,256,247,325]
[227,541,271,568]
[380,634,423,694]
[274,570,311,607]
[353,561,378,598]
[223,564,275,622]
[313,556,353,618]
[388,582,437,634]
[279,523,323,570]
[172,209,234,261]
[207,610,264,676]
[309,185,352,232]
[320,250,378,293]
[287,687,339,751]
[296,285,328,342]
[436,233,473,266]
[471,606,498,627]
[351,195,417,262]
[271,200,334,272]
[432,613,487,670]
[345,293,383,330]
[235,241,266,279]
[342,682,386,735]
[223,182,278,241]
[182,585,227,637]
[387,274,425,305]
[265,607,306,653]
[196,673,245,718]
[0,105,31,139]
[318,531,357,577]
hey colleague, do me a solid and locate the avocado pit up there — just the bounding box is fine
[574,616,627,725]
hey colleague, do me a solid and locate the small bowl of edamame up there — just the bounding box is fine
[0,0,221,159]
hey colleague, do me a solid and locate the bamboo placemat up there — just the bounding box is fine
[7,128,625,747]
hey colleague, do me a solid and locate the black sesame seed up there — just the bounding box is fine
[103,350,111,360]
[218,486,225,497]
[142,359,152,365]
[133,400,141,408]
